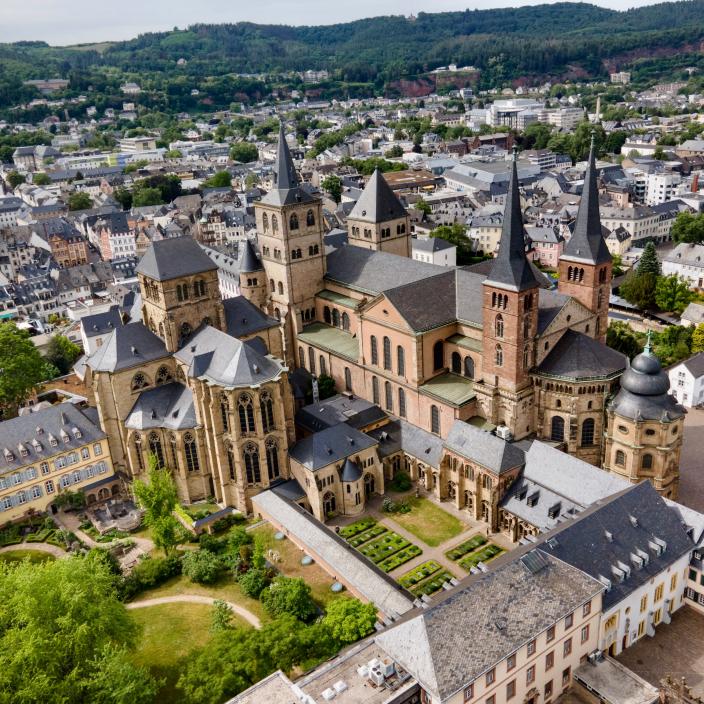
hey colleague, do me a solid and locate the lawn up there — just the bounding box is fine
[458,543,505,572]
[0,549,56,565]
[386,497,467,547]
[131,602,250,703]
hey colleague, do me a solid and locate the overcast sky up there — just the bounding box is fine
[1,0,659,45]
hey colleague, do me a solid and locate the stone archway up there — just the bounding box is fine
[364,473,375,498]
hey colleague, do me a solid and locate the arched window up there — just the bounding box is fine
[131,373,148,391]
[398,388,407,418]
[597,289,603,308]
[342,312,350,331]
[260,391,275,433]
[451,351,461,374]
[433,340,444,371]
[299,347,306,370]
[274,308,281,320]
[551,416,565,443]
[181,283,190,300]
[332,309,340,327]
[244,442,261,484]
[289,213,299,230]
[372,376,379,405]
[344,367,352,391]
[464,356,474,378]
[523,345,529,369]
[238,393,255,434]
[272,215,278,233]
[266,437,280,480]
[319,356,327,376]
[495,344,503,367]
[431,405,440,435]
[385,381,393,412]
[277,281,284,295]
[615,450,626,467]
[155,366,172,385]
[323,491,336,516]
[308,347,316,373]
[180,322,192,344]
[184,433,199,472]
[220,394,230,431]
[642,453,653,470]
[148,432,165,468]
[323,306,331,324]
[306,209,315,226]
[383,336,392,370]
[581,418,595,446]
[132,434,144,471]
[370,336,378,365]
[262,213,269,232]
[226,445,236,481]
[495,314,504,338]
[397,346,405,376]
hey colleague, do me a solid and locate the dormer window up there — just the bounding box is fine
[72,427,82,440]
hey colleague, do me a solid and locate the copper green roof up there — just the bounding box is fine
[297,322,359,361]
[446,333,483,353]
[419,372,475,407]
[317,289,360,309]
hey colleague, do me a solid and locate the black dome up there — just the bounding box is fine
[620,351,670,396]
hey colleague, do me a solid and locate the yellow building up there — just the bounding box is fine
[0,402,116,524]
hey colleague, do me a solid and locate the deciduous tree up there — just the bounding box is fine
[322,597,377,645]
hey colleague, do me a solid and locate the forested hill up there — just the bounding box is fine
[3,0,704,106]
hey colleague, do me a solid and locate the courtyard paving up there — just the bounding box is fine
[679,408,704,513]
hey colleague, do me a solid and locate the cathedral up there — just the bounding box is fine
[80,126,684,522]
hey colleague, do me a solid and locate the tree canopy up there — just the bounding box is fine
[672,211,704,245]
[322,597,377,645]
[44,334,82,376]
[67,192,92,211]
[321,174,342,203]
[229,142,259,163]
[260,576,317,621]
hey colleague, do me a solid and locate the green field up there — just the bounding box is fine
[387,498,466,547]
[0,549,56,565]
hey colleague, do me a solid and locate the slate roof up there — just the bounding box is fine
[174,326,283,388]
[536,482,694,610]
[341,458,363,482]
[681,302,704,325]
[223,296,279,338]
[260,124,315,207]
[80,306,122,339]
[537,288,570,334]
[295,394,387,434]
[375,549,601,701]
[136,236,217,281]
[367,419,444,467]
[288,424,377,471]
[444,420,525,474]
[238,239,263,273]
[413,237,455,253]
[348,169,407,223]
[124,382,197,431]
[0,403,106,474]
[384,271,457,332]
[536,330,627,380]
[681,351,704,378]
[84,322,168,373]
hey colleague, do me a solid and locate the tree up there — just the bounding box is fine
[605,321,642,360]
[0,556,158,704]
[671,211,704,245]
[132,458,180,555]
[431,223,473,264]
[612,253,624,276]
[636,242,661,277]
[0,322,51,419]
[113,187,133,210]
[692,323,704,354]
[67,192,92,211]
[385,144,403,158]
[211,600,235,633]
[33,172,50,185]
[182,549,222,584]
[260,576,317,621]
[521,122,552,150]
[317,373,336,400]
[203,171,232,188]
[6,170,25,189]
[321,174,342,204]
[238,567,269,598]
[132,187,163,207]
[619,271,657,310]
[655,275,694,313]
[229,142,258,163]
[415,198,432,216]
[44,334,81,375]
[322,597,377,645]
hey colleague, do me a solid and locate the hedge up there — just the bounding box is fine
[445,534,488,561]
[339,517,377,539]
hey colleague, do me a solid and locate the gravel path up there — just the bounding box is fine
[126,594,261,627]
[0,542,67,558]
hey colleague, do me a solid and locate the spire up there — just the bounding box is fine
[562,133,611,265]
[239,239,263,273]
[348,168,407,223]
[273,122,298,191]
[485,148,539,292]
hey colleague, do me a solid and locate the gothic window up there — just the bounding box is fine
[495,314,504,338]
[431,405,440,435]
[323,306,332,324]
[313,244,319,255]
[195,280,207,296]
[551,416,565,443]
[597,289,603,308]
[306,209,315,226]
[332,309,340,327]
[227,445,236,481]
[277,281,284,295]
[260,392,275,433]
[492,292,497,307]
[581,418,595,446]
[615,450,626,467]
[433,340,444,371]
[265,437,280,481]
[132,434,144,471]
[148,432,165,468]
[319,355,327,376]
[274,308,281,320]
[523,345,529,369]
[642,453,653,470]
[269,278,274,292]
[272,215,278,233]
[397,346,405,376]
[383,337,392,370]
[184,433,200,472]
[309,347,316,374]
[398,388,407,418]
[344,367,352,391]
[308,245,314,256]
[385,381,393,412]
[244,442,261,484]
[263,213,269,232]
[451,352,462,374]
[220,394,230,431]
[568,266,573,281]
[299,347,306,370]
[181,283,190,300]
[238,393,255,434]
[155,366,172,385]
[370,336,378,365]
[179,322,192,345]
[495,344,503,367]
[323,491,336,516]
[131,373,148,391]
[289,213,299,230]
[372,376,380,405]
[599,267,607,283]
[461,356,473,378]
[342,312,350,331]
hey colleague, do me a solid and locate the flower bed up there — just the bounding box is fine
[358,531,410,564]
[445,534,487,561]
[378,544,422,573]
[458,543,504,572]
[347,524,387,548]
[398,560,442,589]
[339,517,377,539]
[410,570,455,597]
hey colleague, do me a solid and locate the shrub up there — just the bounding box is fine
[260,577,317,621]
[322,597,377,645]
[388,471,412,492]
[198,533,227,554]
[118,554,182,600]
[182,549,223,585]
[445,534,488,561]
[227,526,253,553]
[338,517,376,539]
[238,567,270,598]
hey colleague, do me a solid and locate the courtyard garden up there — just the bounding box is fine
[341,517,422,573]
[383,496,467,547]
[445,536,505,572]
[397,560,456,598]
[0,549,56,565]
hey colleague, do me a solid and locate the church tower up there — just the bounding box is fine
[557,136,612,342]
[238,239,268,310]
[255,124,325,366]
[346,169,411,257]
[478,149,540,438]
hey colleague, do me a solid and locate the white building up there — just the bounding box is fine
[411,237,457,267]
[662,242,704,288]
[644,171,682,206]
[668,352,704,408]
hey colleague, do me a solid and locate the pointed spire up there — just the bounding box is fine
[485,148,539,292]
[349,168,407,223]
[273,121,299,191]
[562,133,611,265]
[239,239,263,274]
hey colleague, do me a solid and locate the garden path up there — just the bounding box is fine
[0,542,67,558]
[55,510,155,553]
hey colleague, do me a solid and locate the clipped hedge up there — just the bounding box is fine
[378,544,422,573]
[358,531,410,564]
[398,560,441,588]
[445,534,488,561]
[410,570,454,597]
[347,524,387,548]
[458,544,504,572]
[339,517,377,539]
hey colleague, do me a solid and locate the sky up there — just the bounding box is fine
[1,0,661,45]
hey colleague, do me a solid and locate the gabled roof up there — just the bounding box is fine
[348,169,407,223]
[223,296,279,338]
[384,270,457,332]
[444,420,525,474]
[80,306,122,339]
[84,322,168,373]
[536,330,627,380]
[289,424,377,471]
[136,236,217,281]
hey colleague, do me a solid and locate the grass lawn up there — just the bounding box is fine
[131,602,250,703]
[0,549,56,565]
[252,525,344,607]
[386,497,467,547]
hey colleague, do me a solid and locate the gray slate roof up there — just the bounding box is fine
[223,296,279,339]
[341,458,362,482]
[80,306,122,339]
[444,420,525,474]
[238,239,263,273]
[348,169,407,223]
[295,393,387,434]
[367,418,444,467]
[537,288,570,334]
[136,236,217,281]
[84,322,168,373]
[681,351,704,378]
[413,237,455,253]
[124,382,197,431]
[537,330,627,380]
[260,124,315,207]
[289,424,377,471]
